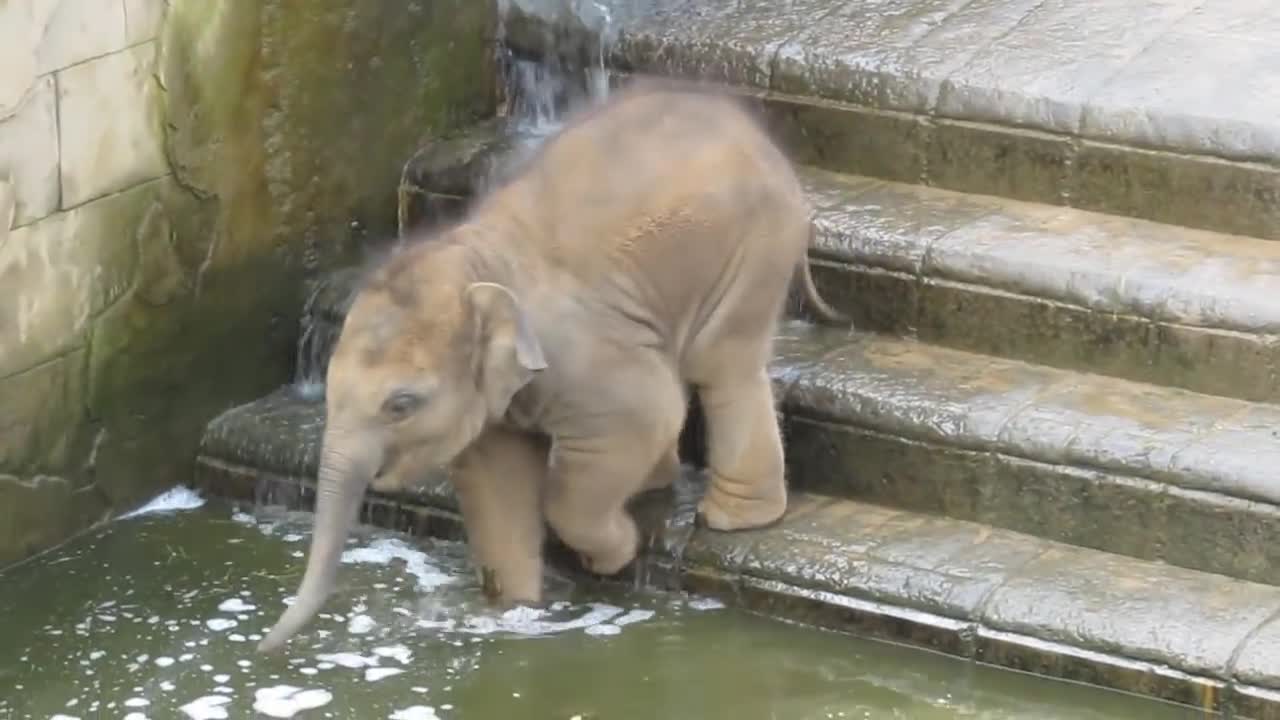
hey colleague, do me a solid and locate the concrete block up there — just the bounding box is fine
[57,42,167,208]
[35,0,130,75]
[0,75,60,225]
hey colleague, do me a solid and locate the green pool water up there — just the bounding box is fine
[0,489,1211,719]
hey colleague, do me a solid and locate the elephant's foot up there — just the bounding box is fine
[697,475,787,531]
[574,518,640,576]
[477,565,543,607]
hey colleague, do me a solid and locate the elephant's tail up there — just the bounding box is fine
[797,223,853,328]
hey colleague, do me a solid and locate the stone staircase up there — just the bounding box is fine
[196,1,1280,715]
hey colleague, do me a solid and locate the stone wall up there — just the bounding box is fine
[0,0,498,566]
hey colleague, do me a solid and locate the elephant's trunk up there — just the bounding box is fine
[257,441,374,653]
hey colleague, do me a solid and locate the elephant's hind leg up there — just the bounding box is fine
[452,426,551,606]
[696,368,787,531]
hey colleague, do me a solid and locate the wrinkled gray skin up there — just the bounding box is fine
[257,81,845,653]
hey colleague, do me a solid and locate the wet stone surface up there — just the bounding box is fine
[936,0,1199,135]
[772,0,1043,113]
[980,547,1280,680]
[739,500,1049,624]
[1082,28,1280,164]
[1072,140,1280,241]
[611,0,839,90]
[1231,612,1280,692]
[785,335,1049,451]
[202,388,326,480]
[796,167,1280,401]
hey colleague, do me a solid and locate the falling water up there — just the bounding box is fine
[496,0,618,134]
[292,268,361,398]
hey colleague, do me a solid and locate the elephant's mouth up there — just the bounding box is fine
[372,446,401,483]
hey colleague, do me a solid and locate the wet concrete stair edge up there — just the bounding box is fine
[404,119,1280,405]
[501,0,1280,241]
[194,390,1280,717]
[229,305,1280,588]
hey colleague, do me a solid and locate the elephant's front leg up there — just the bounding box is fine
[451,426,551,606]
[544,357,687,576]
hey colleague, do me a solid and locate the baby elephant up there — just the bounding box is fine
[258,81,844,653]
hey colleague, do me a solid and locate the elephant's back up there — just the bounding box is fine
[502,84,809,277]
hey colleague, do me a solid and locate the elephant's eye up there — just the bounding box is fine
[381,391,425,420]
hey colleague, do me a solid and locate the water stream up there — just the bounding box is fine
[0,488,1211,719]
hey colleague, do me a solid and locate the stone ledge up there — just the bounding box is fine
[385,120,1280,402]
[206,320,1280,588]
[507,0,1280,165]
[500,0,1280,240]
[193,445,1280,716]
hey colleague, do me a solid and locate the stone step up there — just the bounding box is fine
[345,121,1280,404]
[500,0,1280,241]
[768,321,1280,587]
[800,167,1280,404]
[194,389,1280,717]
[213,314,1280,586]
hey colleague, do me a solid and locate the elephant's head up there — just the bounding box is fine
[257,243,547,653]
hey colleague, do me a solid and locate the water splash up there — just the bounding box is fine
[119,486,207,520]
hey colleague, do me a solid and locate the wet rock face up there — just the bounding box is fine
[0,0,498,568]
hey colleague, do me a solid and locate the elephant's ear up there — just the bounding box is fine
[465,282,548,419]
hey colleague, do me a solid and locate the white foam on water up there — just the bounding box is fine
[179,695,231,720]
[390,706,439,720]
[253,685,334,718]
[50,715,80,720]
[584,623,621,636]
[340,538,456,592]
[212,674,230,683]
[231,511,255,525]
[124,713,147,720]
[347,614,377,634]
[124,697,149,707]
[217,598,256,613]
[155,656,175,667]
[373,645,414,664]
[119,486,206,520]
[314,652,378,669]
[365,667,405,682]
[614,608,655,626]
[205,618,237,631]
[451,602,626,637]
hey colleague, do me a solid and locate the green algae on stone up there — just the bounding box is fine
[0,475,109,566]
[0,351,92,479]
[0,0,500,569]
